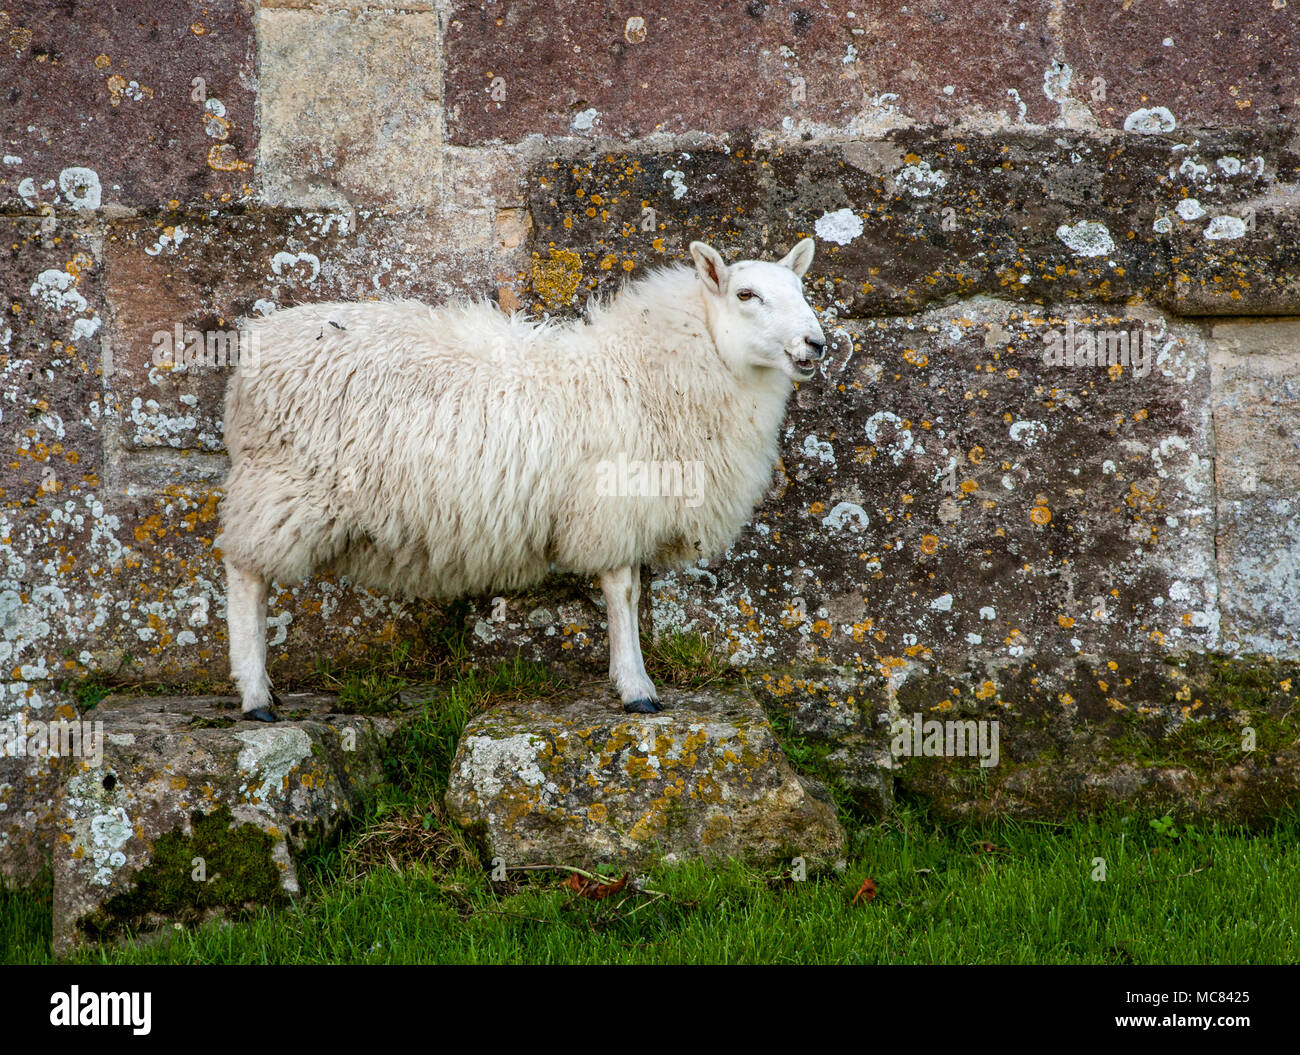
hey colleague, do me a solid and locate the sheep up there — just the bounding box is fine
[219,239,826,721]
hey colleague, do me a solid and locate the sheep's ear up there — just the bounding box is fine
[779,237,816,278]
[689,241,728,295]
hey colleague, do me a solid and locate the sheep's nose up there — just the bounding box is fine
[805,336,826,360]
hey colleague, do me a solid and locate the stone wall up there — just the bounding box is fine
[2,0,1298,877]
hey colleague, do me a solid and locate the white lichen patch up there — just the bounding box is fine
[89,806,133,885]
[1042,60,1072,103]
[822,501,869,532]
[662,169,688,200]
[1204,215,1246,240]
[126,396,205,448]
[270,250,320,285]
[1123,106,1176,134]
[144,225,189,256]
[865,410,914,464]
[459,733,548,802]
[28,267,101,344]
[814,208,863,244]
[29,269,87,315]
[234,727,313,803]
[895,161,948,198]
[1009,419,1047,446]
[57,166,102,211]
[802,434,835,464]
[1055,221,1115,257]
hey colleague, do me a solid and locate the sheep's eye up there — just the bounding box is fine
[737,289,758,302]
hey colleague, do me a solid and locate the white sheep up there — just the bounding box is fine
[220,240,825,721]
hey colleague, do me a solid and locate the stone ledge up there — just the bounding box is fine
[51,693,394,955]
[445,682,846,870]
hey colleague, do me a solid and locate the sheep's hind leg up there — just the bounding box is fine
[600,565,661,714]
[225,558,281,722]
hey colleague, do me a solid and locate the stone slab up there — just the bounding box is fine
[0,1,256,213]
[51,692,394,954]
[446,682,845,870]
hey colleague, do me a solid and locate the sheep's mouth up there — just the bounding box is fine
[786,352,817,379]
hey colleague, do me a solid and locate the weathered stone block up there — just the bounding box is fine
[1171,196,1300,315]
[762,653,1300,825]
[444,1,873,144]
[446,1,1300,142]
[102,208,496,454]
[1059,0,1300,132]
[525,131,1299,318]
[0,685,79,884]
[0,215,104,518]
[0,1,256,213]
[828,0,1062,130]
[258,8,443,211]
[1211,319,1300,656]
[51,692,394,954]
[0,214,111,882]
[446,682,845,869]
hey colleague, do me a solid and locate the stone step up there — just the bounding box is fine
[51,693,395,955]
[445,682,846,871]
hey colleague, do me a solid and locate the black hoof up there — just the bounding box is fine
[243,706,280,723]
[623,698,662,714]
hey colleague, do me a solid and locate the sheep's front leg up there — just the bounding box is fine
[600,565,660,714]
[225,558,281,722]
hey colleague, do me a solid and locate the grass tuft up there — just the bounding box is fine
[642,628,736,689]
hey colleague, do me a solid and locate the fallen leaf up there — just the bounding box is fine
[562,872,629,900]
[852,877,877,905]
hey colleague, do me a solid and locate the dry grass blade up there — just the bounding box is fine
[344,802,474,877]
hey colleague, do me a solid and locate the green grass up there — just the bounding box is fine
[1,869,53,965]
[5,810,1299,964]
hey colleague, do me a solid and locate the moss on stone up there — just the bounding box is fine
[79,807,285,942]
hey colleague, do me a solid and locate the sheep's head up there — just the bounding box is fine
[690,239,826,382]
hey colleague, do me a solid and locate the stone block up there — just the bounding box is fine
[1059,0,1300,132]
[0,1,256,212]
[258,8,443,211]
[51,692,394,953]
[760,653,1300,825]
[0,215,104,516]
[445,1,860,143]
[0,685,78,884]
[1210,318,1300,655]
[446,682,845,869]
[525,131,1300,318]
[101,208,496,454]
